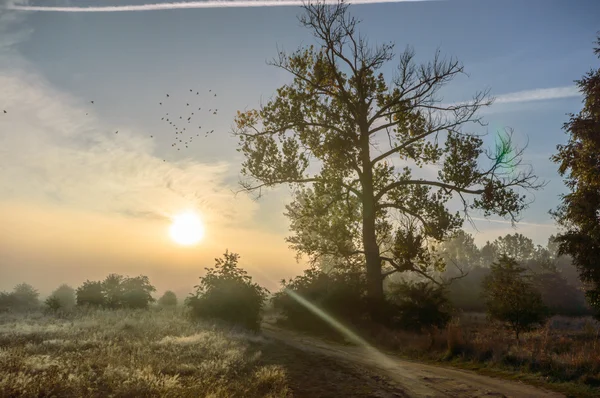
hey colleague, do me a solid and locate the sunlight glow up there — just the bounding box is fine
[169,211,205,246]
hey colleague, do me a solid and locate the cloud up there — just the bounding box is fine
[0,63,258,228]
[6,0,436,13]
[493,86,581,104]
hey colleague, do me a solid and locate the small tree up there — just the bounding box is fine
[50,284,76,309]
[11,283,39,311]
[158,290,178,307]
[102,274,125,309]
[0,291,17,312]
[76,280,105,307]
[186,250,269,331]
[482,255,547,339]
[388,281,453,345]
[120,275,156,309]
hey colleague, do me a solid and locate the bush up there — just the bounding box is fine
[186,250,268,331]
[120,275,156,309]
[482,255,548,339]
[103,274,125,309]
[45,284,76,312]
[158,290,178,307]
[0,291,17,312]
[272,267,367,332]
[75,275,156,309]
[388,281,453,344]
[76,280,106,307]
[5,283,40,311]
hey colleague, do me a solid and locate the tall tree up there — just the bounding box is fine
[491,233,535,263]
[234,1,541,320]
[551,35,600,316]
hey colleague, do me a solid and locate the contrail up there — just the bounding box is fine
[494,86,580,104]
[470,217,556,229]
[6,0,436,13]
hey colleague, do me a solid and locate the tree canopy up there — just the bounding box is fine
[234,0,541,319]
[552,35,600,316]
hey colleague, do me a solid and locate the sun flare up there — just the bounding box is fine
[169,211,205,246]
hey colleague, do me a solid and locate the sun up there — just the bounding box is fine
[169,211,205,246]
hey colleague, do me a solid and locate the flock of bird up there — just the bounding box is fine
[157,88,219,156]
[1,89,221,163]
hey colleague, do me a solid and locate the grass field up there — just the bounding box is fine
[0,308,402,397]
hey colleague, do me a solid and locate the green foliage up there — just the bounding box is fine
[7,283,40,311]
[491,233,535,263]
[0,291,17,312]
[157,290,178,307]
[272,267,367,332]
[233,1,541,312]
[118,275,156,309]
[76,276,156,309]
[45,284,76,312]
[387,281,453,340]
[103,274,125,309]
[76,280,106,307]
[551,35,600,317]
[482,256,548,339]
[186,251,269,331]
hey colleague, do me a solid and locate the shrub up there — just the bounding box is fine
[45,284,76,312]
[76,280,106,307]
[120,275,156,309]
[102,274,125,309]
[10,283,39,311]
[158,290,178,307]
[482,255,548,339]
[388,281,453,344]
[0,291,17,312]
[272,267,367,332]
[186,250,268,331]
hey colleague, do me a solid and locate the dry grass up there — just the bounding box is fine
[364,313,600,390]
[0,307,289,397]
[0,307,408,397]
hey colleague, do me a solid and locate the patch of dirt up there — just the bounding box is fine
[261,324,565,398]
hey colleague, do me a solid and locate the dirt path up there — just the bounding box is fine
[262,324,564,398]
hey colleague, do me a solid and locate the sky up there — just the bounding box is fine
[0,0,598,296]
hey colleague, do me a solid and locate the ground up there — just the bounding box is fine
[1,307,579,397]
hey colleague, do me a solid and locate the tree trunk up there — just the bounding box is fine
[360,149,384,322]
[363,204,384,322]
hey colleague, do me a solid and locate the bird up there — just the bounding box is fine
[159,102,162,105]
[179,116,182,119]
[166,113,169,115]
[90,101,94,104]
[209,109,212,112]
[86,113,88,116]
[2,110,6,114]
[196,92,199,95]
[190,89,192,92]
[115,131,118,134]
[166,94,170,97]
[191,112,194,115]
[213,112,217,115]
[150,135,153,138]
[186,103,189,106]
[188,117,191,121]
[214,94,217,97]
[198,108,201,110]
[209,89,212,92]
[161,118,164,120]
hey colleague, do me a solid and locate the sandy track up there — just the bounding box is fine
[262,324,564,398]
